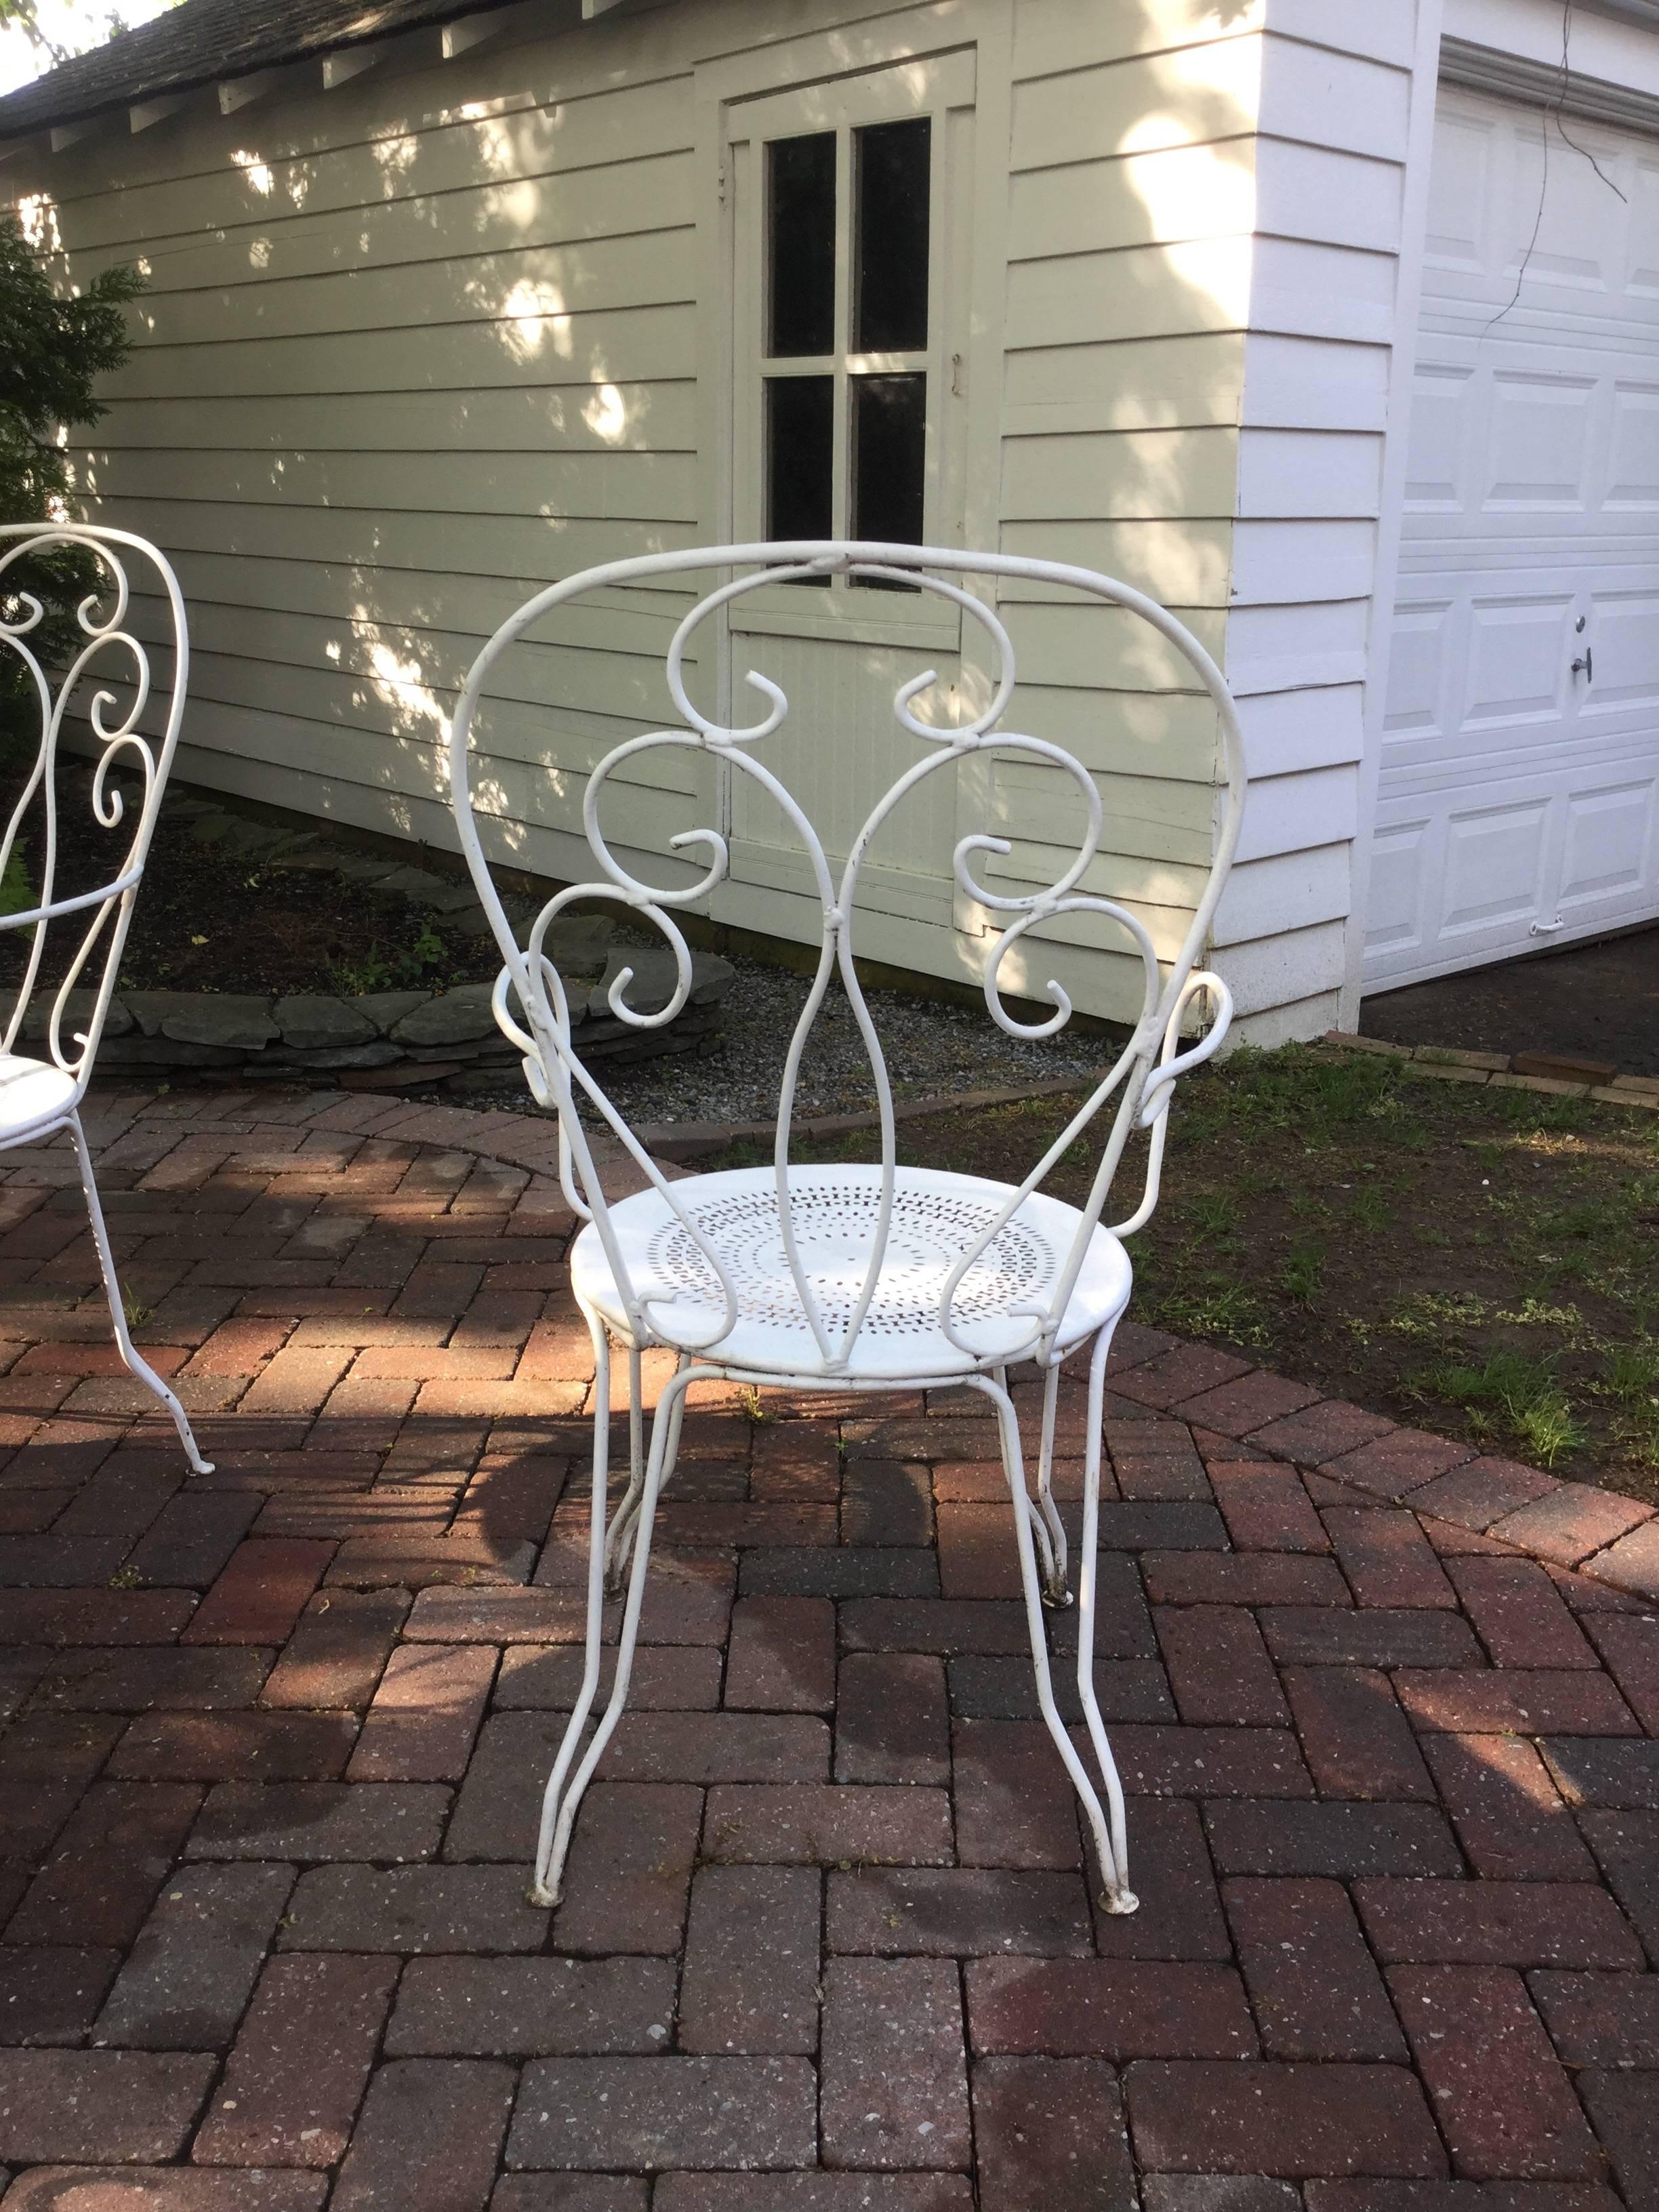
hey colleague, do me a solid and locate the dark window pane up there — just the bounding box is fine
[851,372,925,582]
[855,118,930,353]
[768,133,836,357]
[767,375,834,565]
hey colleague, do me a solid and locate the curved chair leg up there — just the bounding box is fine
[973,1360,1136,1916]
[605,1351,688,1598]
[1074,1325,1134,1910]
[70,1113,213,1475]
[602,1346,647,1596]
[531,1309,614,1905]
[1033,1359,1071,1607]
[533,1349,692,1909]
[993,1363,1061,1597]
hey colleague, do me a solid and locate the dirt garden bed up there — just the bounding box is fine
[1,763,502,998]
[699,1042,1659,1504]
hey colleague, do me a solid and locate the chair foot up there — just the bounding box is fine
[1040,1582,1074,1612]
[1099,1885,1140,1917]
[527,1881,560,1909]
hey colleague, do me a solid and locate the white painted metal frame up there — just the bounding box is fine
[0,523,211,1473]
[448,541,1248,1916]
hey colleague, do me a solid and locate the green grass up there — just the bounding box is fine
[1277,1243,1326,1305]
[1416,1347,1586,1467]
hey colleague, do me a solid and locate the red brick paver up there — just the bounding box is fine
[0,1083,1652,2204]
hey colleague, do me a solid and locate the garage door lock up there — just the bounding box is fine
[1570,647,1593,680]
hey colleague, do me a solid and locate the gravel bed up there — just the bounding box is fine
[457,947,1117,1127]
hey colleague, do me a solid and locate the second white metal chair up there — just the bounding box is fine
[0,522,211,1473]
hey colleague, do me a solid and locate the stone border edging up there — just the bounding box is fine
[634,1070,1115,1162]
[1328,1029,1659,1109]
[1102,1319,1659,1604]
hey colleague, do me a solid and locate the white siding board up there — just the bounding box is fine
[1002,335,1245,434]
[1263,0,1416,70]
[1005,239,1254,346]
[1254,138,1404,255]
[1248,237,1398,344]
[1002,428,1237,523]
[1229,987,1343,1046]
[108,306,695,397]
[1256,37,1412,162]
[1235,684,1366,779]
[89,382,697,455]
[1007,142,1254,260]
[1225,598,1371,695]
[78,446,697,524]
[1011,0,1265,81]
[1212,842,1353,944]
[1238,333,1389,432]
[1235,764,1359,865]
[1010,40,1261,171]
[1207,916,1348,1011]
[1235,429,1385,518]
[1231,520,1377,605]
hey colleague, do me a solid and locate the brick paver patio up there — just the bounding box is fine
[0,1083,1654,2211]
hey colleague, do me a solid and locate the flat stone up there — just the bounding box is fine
[267,1042,405,1070]
[540,914,615,975]
[356,991,433,1036]
[98,1036,246,1068]
[390,985,499,1048]
[188,814,287,857]
[21,990,134,1042]
[330,854,404,885]
[373,867,480,916]
[588,949,735,1022]
[124,993,279,1050]
[273,997,378,1051]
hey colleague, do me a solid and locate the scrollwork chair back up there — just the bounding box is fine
[449,541,1248,1916]
[0,522,211,1473]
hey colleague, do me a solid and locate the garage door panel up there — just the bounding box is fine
[1607,382,1659,504]
[1584,588,1659,704]
[1366,83,1659,989]
[1384,600,1452,734]
[1424,106,1495,270]
[1630,158,1659,293]
[1464,595,1574,726]
[1440,798,1551,936]
[1365,814,1435,958]
[1486,373,1595,508]
[1557,779,1657,909]
[1405,364,1473,506]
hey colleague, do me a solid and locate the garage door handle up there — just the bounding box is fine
[1571,647,1593,681]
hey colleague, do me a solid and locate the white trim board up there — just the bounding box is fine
[1440,33,1659,131]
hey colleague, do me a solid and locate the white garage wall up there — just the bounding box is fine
[1215,0,1448,1046]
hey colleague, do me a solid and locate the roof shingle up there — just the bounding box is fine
[0,0,508,140]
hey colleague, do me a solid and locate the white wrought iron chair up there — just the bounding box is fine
[449,542,1247,1915]
[0,522,211,1474]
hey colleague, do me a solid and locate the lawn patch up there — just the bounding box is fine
[701,1045,1659,1502]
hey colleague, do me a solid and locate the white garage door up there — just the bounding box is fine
[1366,83,1659,988]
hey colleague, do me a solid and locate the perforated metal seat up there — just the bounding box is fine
[571,1164,1132,1380]
[0,1052,80,1138]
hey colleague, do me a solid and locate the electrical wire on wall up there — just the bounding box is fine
[1482,0,1627,340]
